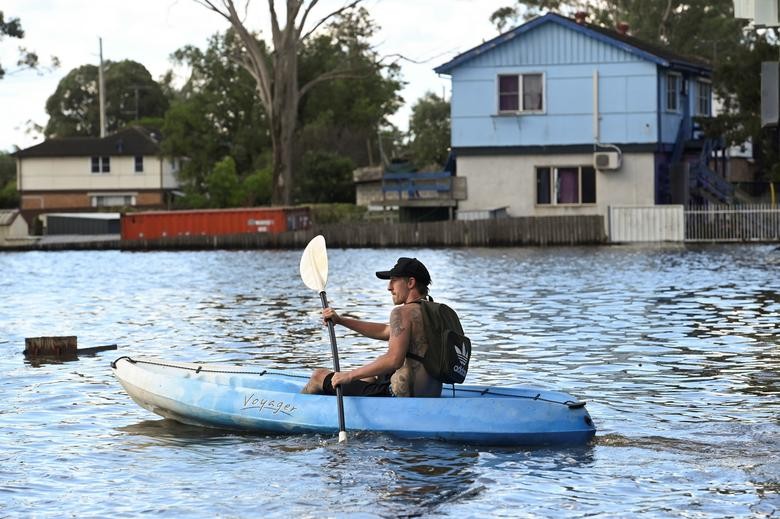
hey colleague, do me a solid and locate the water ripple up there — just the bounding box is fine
[1,244,779,517]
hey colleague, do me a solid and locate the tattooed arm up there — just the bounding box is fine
[331,306,410,387]
[322,306,390,340]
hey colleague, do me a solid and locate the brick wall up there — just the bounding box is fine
[21,191,165,211]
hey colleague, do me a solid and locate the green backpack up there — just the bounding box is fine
[407,299,471,384]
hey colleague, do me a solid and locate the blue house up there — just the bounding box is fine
[434,12,732,220]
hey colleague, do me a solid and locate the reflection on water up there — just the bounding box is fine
[1,245,779,517]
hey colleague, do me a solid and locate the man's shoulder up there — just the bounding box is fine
[398,301,424,316]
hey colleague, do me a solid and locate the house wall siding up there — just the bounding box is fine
[20,156,168,191]
[456,152,656,223]
[449,23,660,148]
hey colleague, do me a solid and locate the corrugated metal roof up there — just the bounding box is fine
[12,127,161,158]
[0,209,19,226]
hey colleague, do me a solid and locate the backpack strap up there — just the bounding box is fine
[406,351,424,362]
[405,299,426,363]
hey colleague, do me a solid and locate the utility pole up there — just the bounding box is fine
[98,37,106,137]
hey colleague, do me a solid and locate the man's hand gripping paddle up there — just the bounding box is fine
[300,235,347,443]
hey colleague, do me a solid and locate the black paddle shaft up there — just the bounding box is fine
[319,291,346,435]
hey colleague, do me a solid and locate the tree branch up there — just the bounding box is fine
[196,0,274,111]
[298,0,362,42]
[269,0,282,45]
[299,66,365,98]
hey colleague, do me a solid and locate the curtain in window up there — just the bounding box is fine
[523,74,543,110]
[499,75,519,111]
[556,168,579,204]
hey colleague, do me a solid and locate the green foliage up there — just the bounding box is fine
[161,30,271,198]
[409,92,451,169]
[307,203,367,224]
[206,156,243,207]
[294,151,355,204]
[0,179,19,208]
[296,7,403,168]
[0,152,18,207]
[243,168,273,206]
[173,189,210,210]
[0,151,15,185]
[44,60,169,137]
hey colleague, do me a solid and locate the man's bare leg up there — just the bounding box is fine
[301,368,330,394]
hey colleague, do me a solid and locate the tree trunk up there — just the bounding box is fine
[269,27,299,206]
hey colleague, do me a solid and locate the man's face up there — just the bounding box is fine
[387,276,411,305]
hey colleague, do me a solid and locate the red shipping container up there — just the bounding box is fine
[120,207,310,240]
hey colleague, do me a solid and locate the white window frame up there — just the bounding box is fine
[535,165,597,206]
[90,193,136,208]
[497,72,545,114]
[666,73,681,112]
[696,80,712,116]
[90,156,111,174]
[134,155,144,173]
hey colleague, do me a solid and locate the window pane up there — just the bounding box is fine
[556,168,579,204]
[581,166,596,203]
[135,156,144,172]
[698,82,711,115]
[667,75,678,111]
[101,156,110,173]
[498,75,519,111]
[91,156,100,173]
[522,74,543,111]
[536,167,551,204]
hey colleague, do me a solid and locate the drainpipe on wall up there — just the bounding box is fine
[592,69,623,158]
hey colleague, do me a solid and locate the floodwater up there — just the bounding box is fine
[1,245,778,518]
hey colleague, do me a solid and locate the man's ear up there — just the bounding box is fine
[407,276,417,289]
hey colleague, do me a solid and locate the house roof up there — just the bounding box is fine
[12,127,162,158]
[435,12,712,76]
[0,209,19,226]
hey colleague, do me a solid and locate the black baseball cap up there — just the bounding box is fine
[376,257,431,286]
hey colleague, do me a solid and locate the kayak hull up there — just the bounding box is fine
[112,356,596,446]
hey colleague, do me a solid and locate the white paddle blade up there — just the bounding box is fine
[300,235,328,292]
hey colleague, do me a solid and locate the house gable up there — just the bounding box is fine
[436,13,710,75]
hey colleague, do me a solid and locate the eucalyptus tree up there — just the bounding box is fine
[195,0,372,206]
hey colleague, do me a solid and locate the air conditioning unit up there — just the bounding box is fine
[593,151,621,171]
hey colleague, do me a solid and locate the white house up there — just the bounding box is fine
[13,126,181,226]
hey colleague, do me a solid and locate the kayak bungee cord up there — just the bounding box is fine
[112,356,586,408]
[111,356,309,379]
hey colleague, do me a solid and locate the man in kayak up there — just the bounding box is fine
[301,257,442,397]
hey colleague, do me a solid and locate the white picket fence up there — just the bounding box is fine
[609,204,780,242]
[685,204,780,242]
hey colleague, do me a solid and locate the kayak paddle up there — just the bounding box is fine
[300,234,347,443]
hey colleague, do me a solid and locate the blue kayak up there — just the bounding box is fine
[111,356,596,446]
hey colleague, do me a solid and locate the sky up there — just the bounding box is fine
[0,0,511,152]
